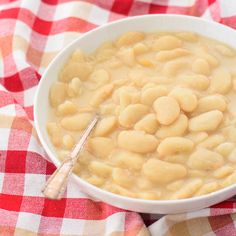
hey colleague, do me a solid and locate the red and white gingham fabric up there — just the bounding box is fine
[1,0,236,235]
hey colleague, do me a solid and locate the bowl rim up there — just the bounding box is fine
[34,13,236,206]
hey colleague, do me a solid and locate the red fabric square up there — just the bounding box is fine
[149,4,168,14]
[0,8,18,19]
[32,17,52,35]
[5,150,26,173]
[42,0,59,4]
[45,160,56,175]
[0,194,23,212]
[111,0,133,15]
[42,198,66,217]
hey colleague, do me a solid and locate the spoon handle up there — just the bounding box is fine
[42,114,99,199]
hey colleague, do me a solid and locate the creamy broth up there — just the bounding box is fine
[47,31,236,200]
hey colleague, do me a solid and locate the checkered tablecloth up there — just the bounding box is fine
[1,0,236,235]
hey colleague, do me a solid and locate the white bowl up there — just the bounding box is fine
[34,14,236,214]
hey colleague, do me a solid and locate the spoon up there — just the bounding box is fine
[42,114,99,199]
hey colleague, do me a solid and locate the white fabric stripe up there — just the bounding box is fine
[186,208,211,219]
[61,32,82,49]
[20,0,41,16]
[0,0,20,11]
[149,208,212,235]
[0,105,16,117]
[23,86,37,107]
[0,173,4,193]
[44,32,67,51]
[23,174,46,197]
[54,1,82,21]
[137,0,195,7]
[0,128,11,150]
[89,4,110,25]
[204,231,217,236]
[148,215,170,236]
[27,135,47,158]
[13,50,28,73]
[38,67,46,75]
[104,213,126,235]
[13,19,31,40]
[60,218,85,235]
[49,1,108,25]
[60,212,125,235]
[0,83,8,92]
[16,212,41,233]
[219,0,236,17]
[202,7,214,20]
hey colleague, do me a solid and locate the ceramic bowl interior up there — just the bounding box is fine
[34,14,236,214]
